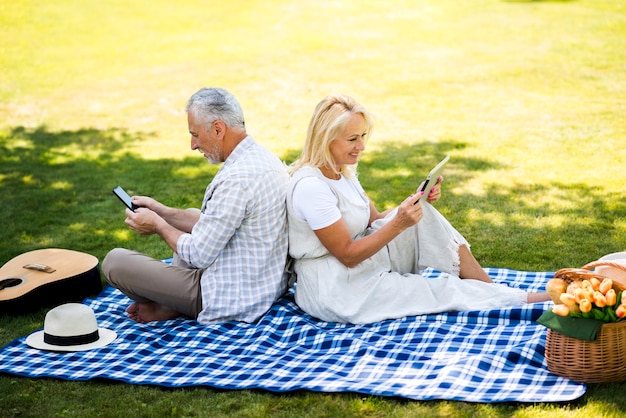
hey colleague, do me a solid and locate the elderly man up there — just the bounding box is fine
[103,87,289,324]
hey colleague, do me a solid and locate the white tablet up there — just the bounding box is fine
[415,155,450,204]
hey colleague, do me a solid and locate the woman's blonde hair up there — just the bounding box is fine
[290,94,373,178]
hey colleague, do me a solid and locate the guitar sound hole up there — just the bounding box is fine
[0,277,24,290]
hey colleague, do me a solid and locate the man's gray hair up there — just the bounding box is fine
[185,87,245,130]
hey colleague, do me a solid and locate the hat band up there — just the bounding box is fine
[43,330,100,346]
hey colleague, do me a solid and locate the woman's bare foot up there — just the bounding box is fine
[526,292,551,303]
[126,302,182,323]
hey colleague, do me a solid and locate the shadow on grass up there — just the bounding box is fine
[2,125,625,273]
[358,142,626,270]
[0,125,215,264]
[1,125,626,414]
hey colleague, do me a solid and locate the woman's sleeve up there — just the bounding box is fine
[292,177,342,230]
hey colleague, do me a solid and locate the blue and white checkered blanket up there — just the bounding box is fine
[0,268,585,402]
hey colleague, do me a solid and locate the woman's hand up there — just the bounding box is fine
[313,192,424,268]
[423,176,444,204]
[392,193,425,229]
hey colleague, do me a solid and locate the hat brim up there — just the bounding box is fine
[25,328,117,352]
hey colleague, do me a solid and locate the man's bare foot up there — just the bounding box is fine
[125,302,182,323]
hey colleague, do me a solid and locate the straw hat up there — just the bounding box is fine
[26,303,117,352]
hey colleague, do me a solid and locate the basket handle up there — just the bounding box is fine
[582,260,626,272]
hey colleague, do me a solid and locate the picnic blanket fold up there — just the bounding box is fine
[0,268,586,402]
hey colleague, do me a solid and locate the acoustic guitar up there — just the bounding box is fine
[0,248,102,313]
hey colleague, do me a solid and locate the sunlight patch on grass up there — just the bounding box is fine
[2,137,34,151]
[466,206,594,231]
[172,166,210,178]
[367,167,413,182]
[46,145,110,164]
[113,229,133,241]
[50,181,72,191]
[68,223,87,232]
[21,174,37,186]
[522,214,594,230]
[613,219,626,233]
[18,232,54,247]
[123,136,193,161]
[466,208,507,227]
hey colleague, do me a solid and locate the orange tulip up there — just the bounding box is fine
[574,288,587,303]
[552,304,570,317]
[589,277,601,291]
[559,293,577,307]
[599,278,613,295]
[582,280,593,291]
[606,289,617,306]
[616,304,626,319]
[594,291,606,308]
[579,299,592,313]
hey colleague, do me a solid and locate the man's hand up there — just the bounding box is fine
[124,207,185,252]
[131,196,166,214]
[124,207,164,235]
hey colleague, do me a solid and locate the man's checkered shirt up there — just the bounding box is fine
[177,136,289,324]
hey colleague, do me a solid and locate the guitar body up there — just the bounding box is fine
[0,248,102,313]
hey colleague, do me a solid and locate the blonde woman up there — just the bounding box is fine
[286,94,549,324]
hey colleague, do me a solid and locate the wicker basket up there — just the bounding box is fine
[545,320,626,383]
[583,258,626,288]
[545,259,626,383]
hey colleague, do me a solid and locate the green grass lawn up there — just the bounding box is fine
[1,0,626,416]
